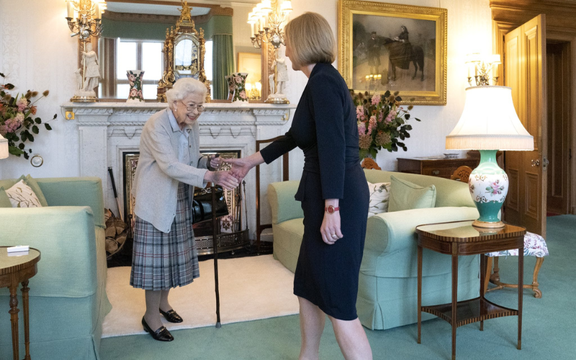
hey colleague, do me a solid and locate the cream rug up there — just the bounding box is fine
[102,254,299,338]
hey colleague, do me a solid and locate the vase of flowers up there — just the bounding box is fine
[0,72,55,159]
[126,70,145,103]
[352,90,420,160]
[229,72,248,104]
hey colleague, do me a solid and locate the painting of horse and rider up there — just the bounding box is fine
[339,1,447,105]
[352,14,436,92]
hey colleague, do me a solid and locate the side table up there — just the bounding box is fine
[0,247,41,360]
[415,221,525,360]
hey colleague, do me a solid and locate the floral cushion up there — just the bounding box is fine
[367,181,390,217]
[4,179,43,208]
[486,231,549,257]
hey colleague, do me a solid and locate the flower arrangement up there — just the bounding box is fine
[352,90,420,159]
[0,72,55,159]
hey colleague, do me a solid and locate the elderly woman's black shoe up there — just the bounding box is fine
[142,317,174,342]
[160,309,183,323]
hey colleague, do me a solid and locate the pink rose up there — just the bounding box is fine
[239,90,247,99]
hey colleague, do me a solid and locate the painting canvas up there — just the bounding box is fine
[237,52,262,85]
[339,0,447,105]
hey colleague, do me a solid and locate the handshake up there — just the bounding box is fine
[206,155,256,190]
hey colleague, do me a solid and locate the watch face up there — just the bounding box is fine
[327,205,334,213]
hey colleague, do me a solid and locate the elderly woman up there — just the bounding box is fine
[228,12,372,360]
[130,78,238,342]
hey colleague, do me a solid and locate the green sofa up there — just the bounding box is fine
[268,169,481,330]
[0,177,112,360]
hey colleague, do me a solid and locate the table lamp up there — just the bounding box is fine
[446,86,534,229]
[0,134,8,159]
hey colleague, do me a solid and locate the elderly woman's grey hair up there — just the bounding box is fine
[166,78,207,104]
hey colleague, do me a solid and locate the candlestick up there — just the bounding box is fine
[67,1,74,18]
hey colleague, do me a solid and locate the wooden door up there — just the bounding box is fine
[546,42,571,215]
[503,15,548,237]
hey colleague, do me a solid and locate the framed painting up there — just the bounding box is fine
[338,0,447,105]
[237,52,262,85]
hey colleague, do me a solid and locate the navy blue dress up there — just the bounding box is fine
[261,63,369,320]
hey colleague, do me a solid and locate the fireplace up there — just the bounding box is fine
[63,101,298,242]
[122,150,249,254]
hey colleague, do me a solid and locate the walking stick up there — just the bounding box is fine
[211,184,222,328]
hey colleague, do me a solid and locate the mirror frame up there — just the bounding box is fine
[157,3,208,102]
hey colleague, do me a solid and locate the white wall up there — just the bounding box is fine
[0,0,492,179]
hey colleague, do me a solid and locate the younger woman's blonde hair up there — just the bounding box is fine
[284,12,335,68]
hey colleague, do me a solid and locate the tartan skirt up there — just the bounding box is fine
[130,182,199,291]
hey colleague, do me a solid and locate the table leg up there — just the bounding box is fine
[417,244,422,344]
[518,245,523,350]
[22,280,31,360]
[452,253,458,360]
[480,254,485,331]
[9,283,19,360]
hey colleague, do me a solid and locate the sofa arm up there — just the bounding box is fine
[36,177,105,229]
[365,207,479,255]
[0,206,98,298]
[268,181,304,225]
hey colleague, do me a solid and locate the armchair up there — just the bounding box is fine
[0,177,111,360]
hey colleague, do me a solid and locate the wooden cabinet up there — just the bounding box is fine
[397,157,479,179]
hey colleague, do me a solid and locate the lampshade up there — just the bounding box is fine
[0,133,8,159]
[446,86,534,151]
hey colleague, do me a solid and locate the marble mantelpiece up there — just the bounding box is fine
[61,101,296,240]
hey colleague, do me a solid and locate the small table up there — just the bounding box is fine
[0,247,41,360]
[415,221,525,360]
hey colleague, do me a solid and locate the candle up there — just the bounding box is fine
[67,1,74,18]
[94,4,101,19]
[250,22,254,35]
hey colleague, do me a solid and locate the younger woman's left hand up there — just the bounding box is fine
[321,212,343,245]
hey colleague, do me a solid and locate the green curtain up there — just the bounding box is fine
[212,34,234,100]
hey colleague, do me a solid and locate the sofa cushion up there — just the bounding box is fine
[388,175,436,212]
[22,174,49,206]
[0,174,49,207]
[367,181,391,217]
[4,179,43,208]
[0,188,11,207]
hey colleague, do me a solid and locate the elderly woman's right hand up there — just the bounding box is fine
[205,170,239,190]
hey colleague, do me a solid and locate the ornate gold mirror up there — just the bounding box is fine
[157,1,209,102]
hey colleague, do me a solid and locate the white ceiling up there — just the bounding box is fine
[104,1,260,16]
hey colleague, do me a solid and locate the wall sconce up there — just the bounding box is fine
[248,0,292,49]
[466,53,501,86]
[65,0,106,102]
[66,0,105,41]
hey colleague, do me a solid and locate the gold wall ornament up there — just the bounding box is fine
[157,1,210,102]
[338,0,447,106]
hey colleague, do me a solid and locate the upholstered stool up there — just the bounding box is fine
[484,231,549,298]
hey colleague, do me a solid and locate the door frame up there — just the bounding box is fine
[492,2,576,216]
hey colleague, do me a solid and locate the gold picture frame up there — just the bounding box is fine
[237,52,262,85]
[338,0,447,105]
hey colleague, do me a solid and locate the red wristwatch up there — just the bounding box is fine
[325,205,340,214]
